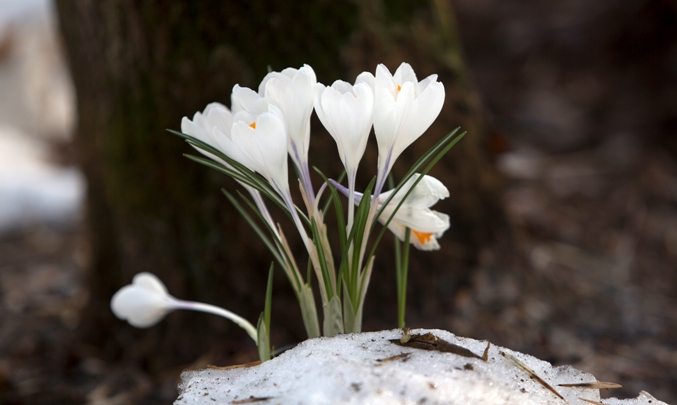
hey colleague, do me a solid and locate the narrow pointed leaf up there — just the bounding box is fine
[256,316,270,362]
[222,190,284,268]
[300,284,321,338]
[323,295,344,337]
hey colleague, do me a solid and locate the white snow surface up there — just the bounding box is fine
[0,0,51,30]
[175,329,668,405]
[0,0,81,234]
[0,126,83,233]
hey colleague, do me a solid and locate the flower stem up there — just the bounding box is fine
[396,228,411,328]
[346,172,356,234]
[248,188,279,239]
[174,300,258,342]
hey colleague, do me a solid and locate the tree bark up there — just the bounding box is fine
[55,0,506,371]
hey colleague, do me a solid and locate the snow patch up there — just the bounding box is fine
[0,126,84,233]
[175,329,668,405]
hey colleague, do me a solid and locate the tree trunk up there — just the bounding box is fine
[55,0,506,371]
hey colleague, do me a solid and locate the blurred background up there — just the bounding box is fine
[0,0,675,403]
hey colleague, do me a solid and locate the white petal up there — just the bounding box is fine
[384,220,442,251]
[374,174,450,250]
[373,90,398,153]
[314,84,344,158]
[181,103,238,164]
[232,110,258,126]
[111,286,172,327]
[382,206,449,234]
[231,121,267,174]
[202,102,229,117]
[355,71,375,91]
[258,70,289,96]
[375,64,398,99]
[287,68,315,128]
[412,234,441,251]
[279,67,300,80]
[181,116,208,143]
[314,79,373,176]
[213,127,256,170]
[312,83,330,129]
[256,108,289,171]
[330,79,353,93]
[343,85,373,166]
[374,81,416,176]
[385,220,407,242]
[261,66,315,169]
[392,81,416,128]
[231,84,268,115]
[231,105,289,193]
[415,74,438,95]
[393,81,445,157]
[380,174,449,208]
[393,62,418,84]
[180,116,225,163]
[299,64,317,83]
[132,272,169,296]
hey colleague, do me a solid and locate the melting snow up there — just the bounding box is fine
[0,126,83,233]
[175,329,668,405]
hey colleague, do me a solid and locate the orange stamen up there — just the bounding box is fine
[411,230,432,245]
[249,122,256,129]
[397,84,402,91]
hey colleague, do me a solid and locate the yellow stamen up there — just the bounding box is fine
[412,230,432,245]
[397,85,402,91]
[249,122,256,129]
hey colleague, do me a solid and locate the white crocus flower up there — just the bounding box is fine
[259,65,316,166]
[377,174,450,251]
[313,76,374,182]
[180,102,231,162]
[259,65,317,204]
[333,174,450,251]
[180,102,256,170]
[364,63,445,195]
[230,104,290,198]
[313,75,374,228]
[182,103,278,236]
[111,273,257,341]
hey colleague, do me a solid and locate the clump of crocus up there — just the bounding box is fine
[111,62,464,361]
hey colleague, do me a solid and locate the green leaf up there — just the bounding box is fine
[368,130,466,261]
[185,153,288,213]
[353,256,375,334]
[170,129,311,228]
[222,190,285,272]
[264,263,274,334]
[257,264,273,362]
[313,168,347,252]
[348,178,375,287]
[323,295,344,336]
[342,255,372,334]
[309,217,334,301]
[397,228,411,329]
[375,128,463,225]
[318,222,338,292]
[299,284,321,338]
[342,287,357,333]
[256,316,270,362]
[320,170,347,214]
[394,229,402,294]
[169,129,256,180]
